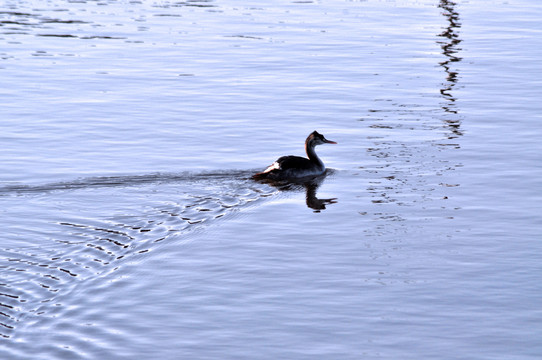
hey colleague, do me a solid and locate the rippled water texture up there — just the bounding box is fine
[1,0,541,359]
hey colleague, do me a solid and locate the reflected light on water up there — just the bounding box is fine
[438,0,463,137]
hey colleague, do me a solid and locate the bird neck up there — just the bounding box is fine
[305,141,323,168]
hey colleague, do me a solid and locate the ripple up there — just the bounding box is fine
[0,170,274,341]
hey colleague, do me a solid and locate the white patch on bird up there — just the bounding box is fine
[263,161,281,173]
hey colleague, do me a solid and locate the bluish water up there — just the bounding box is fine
[1,0,541,359]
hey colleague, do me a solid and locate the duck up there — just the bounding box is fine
[252,131,337,181]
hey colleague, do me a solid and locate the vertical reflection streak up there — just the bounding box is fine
[438,0,463,137]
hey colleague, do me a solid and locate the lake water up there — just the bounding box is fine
[1,0,541,359]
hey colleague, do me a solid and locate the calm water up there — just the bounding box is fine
[1,0,541,359]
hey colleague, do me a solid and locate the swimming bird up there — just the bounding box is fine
[252,131,337,181]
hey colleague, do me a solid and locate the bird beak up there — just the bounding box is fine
[324,138,337,144]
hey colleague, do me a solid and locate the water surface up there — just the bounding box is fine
[1,0,541,359]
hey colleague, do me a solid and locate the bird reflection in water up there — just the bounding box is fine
[254,170,337,212]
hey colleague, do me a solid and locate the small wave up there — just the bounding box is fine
[0,170,257,197]
[0,169,274,340]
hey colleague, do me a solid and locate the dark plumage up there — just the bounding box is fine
[252,131,337,181]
